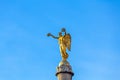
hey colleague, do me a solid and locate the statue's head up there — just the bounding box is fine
[61,28,66,32]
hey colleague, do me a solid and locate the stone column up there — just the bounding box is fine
[56,60,74,80]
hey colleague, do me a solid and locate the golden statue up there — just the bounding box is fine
[47,28,71,61]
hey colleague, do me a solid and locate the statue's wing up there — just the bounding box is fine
[63,33,71,51]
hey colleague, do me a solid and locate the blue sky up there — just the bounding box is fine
[0,0,120,80]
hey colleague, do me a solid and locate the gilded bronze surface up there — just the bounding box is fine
[47,28,71,61]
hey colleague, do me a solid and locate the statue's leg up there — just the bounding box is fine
[60,45,69,61]
[60,46,65,60]
[59,46,63,57]
[60,46,65,57]
[62,47,69,60]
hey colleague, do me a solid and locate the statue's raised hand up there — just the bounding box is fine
[47,33,52,37]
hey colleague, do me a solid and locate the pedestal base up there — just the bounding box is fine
[56,60,74,80]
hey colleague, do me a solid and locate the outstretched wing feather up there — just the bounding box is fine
[63,33,71,51]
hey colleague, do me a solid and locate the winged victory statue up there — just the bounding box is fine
[47,28,71,61]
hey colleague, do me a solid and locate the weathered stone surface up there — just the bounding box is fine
[56,60,74,80]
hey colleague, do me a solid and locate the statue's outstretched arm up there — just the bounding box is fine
[47,33,58,39]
